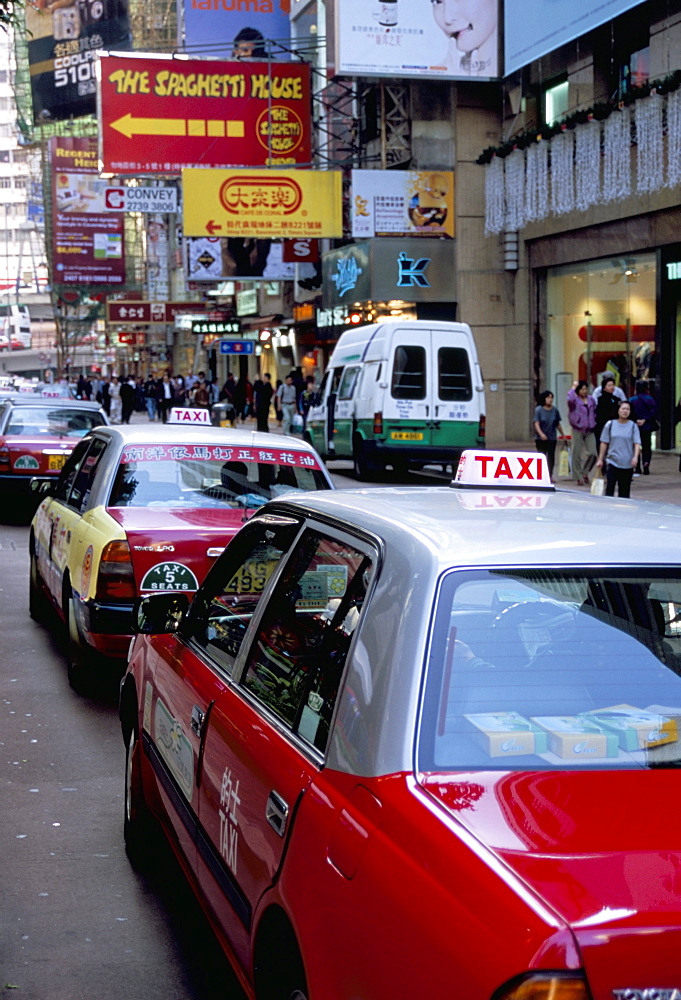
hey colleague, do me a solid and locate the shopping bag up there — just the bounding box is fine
[557,438,571,479]
[590,470,605,496]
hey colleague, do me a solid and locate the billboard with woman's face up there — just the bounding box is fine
[335,0,499,80]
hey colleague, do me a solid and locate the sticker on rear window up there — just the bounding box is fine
[141,561,199,593]
[121,445,320,469]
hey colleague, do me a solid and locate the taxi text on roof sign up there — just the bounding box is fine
[167,407,211,425]
[453,450,555,491]
[182,169,343,239]
[98,54,312,175]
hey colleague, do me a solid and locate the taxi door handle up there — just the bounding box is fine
[191,704,205,738]
[266,790,289,838]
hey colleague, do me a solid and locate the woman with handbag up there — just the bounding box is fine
[628,379,659,475]
[595,400,641,498]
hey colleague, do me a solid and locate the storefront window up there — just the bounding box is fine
[546,253,657,410]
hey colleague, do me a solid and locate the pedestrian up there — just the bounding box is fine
[595,400,641,497]
[143,374,158,421]
[298,376,316,430]
[595,376,622,449]
[109,375,123,423]
[533,390,564,478]
[97,375,111,417]
[276,374,298,435]
[232,376,247,421]
[158,373,175,423]
[253,372,274,432]
[566,379,597,486]
[191,374,211,408]
[120,376,136,424]
[274,379,283,424]
[220,372,235,404]
[628,379,659,475]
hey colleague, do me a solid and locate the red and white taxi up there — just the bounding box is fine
[122,449,681,1000]
[0,393,107,514]
[30,414,332,691]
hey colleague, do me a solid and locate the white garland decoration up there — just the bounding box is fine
[603,108,631,201]
[504,148,526,231]
[550,131,575,215]
[525,140,549,223]
[575,119,601,211]
[636,92,664,193]
[667,89,681,188]
[484,156,506,235]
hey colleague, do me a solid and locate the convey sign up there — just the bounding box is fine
[104,187,178,213]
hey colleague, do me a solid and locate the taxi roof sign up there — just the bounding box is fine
[167,406,211,425]
[452,450,555,492]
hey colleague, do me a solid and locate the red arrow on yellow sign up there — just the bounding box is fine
[110,114,246,140]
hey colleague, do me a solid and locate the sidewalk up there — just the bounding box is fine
[492,440,681,505]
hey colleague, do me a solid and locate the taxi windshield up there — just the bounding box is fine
[108,444,329,509]
[4,406,104,438]
[419,568,681,771]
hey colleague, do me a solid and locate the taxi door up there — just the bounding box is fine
[196,525,375,966]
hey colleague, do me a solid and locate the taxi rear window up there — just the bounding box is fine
[4,406,105,437]
[109,444,330,509]
[419,568,681,771]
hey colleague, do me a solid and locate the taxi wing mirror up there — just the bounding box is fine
[133,593,190,634]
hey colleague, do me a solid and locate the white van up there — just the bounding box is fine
[305,320,485,478]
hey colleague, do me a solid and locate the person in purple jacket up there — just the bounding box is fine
[567,379,597,486]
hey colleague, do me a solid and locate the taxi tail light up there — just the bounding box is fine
[373,412,383,435]
[492,973,591,1000]
[96,540,137,601]
[0,445,8,468]
[478,414,486,440]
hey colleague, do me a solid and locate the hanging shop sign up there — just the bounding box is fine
[184,0,291,58]
[106,300,210,323]
[185,237,296,281]
[192,319,241,336]
[50,136,126,287]
[103,187,177,213]
[26,0,131,124]
[98,53,311,174]
[351,170,455,239]
[322,238,456,308]
[182,169,343,239]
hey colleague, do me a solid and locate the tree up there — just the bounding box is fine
[0,1,22,30]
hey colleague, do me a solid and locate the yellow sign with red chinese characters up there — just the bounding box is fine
[182,169,343,239]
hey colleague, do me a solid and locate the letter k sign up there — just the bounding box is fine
[396,252,431,287]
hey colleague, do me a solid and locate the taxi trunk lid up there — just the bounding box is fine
[108,506,247,594]
[4,436,74,475]
[421,770,681,999]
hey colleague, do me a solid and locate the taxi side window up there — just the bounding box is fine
[55,439,92,503]
[189,518,300,677]
[240,532,373,754]
[68,438,108,512]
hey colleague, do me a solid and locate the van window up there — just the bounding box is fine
[338,366,361,400]
[392,346,425,400]
[330,368,345,394]
[438,347,473,401]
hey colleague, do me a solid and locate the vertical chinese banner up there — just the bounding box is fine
[50,136,126,286]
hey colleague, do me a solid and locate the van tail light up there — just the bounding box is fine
[95,540,137,601]
[0,445,9,468]
[373,412,383,435]
[478,414,486,441]
[492,974,590,1000]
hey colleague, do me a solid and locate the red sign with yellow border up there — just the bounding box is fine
[98,53,311,175]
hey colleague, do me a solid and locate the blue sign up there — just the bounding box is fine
[184,1,291,58]
[220,340,254,355]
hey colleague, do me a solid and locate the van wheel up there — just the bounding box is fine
[353,441,374,481]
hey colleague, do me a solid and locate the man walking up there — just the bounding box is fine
[276,374,298,435]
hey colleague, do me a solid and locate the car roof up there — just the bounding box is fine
[274,486,681,569]
[89,423,325,454]
[1,394,103,410]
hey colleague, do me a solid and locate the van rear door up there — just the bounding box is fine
[429,328,480,451]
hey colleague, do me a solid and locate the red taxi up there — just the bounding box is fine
[122,449,681,1000]
[0,394,107,514]
[30,417,332,691]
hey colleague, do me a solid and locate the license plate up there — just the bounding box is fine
[391,431,424,441]
[48,454,67,471]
